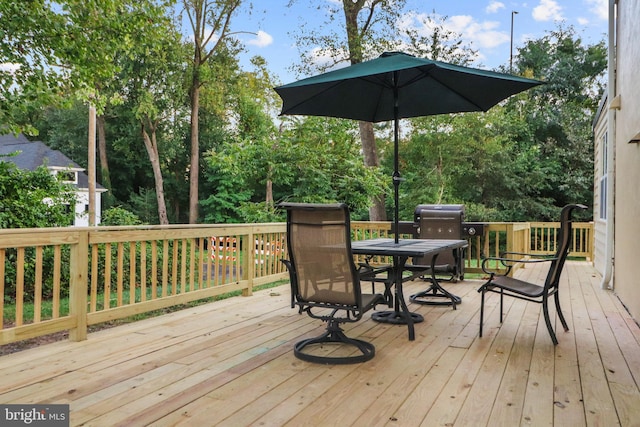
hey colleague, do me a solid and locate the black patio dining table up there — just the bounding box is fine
[351,238,468,341]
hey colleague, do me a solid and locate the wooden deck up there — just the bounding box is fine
[1,261,639,426]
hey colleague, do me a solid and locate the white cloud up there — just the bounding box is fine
[447,15,510,49]
[486,1,505,14]
[585,0,608,20]
[247,30,273,48]
[577,17,590,25]
[397,11,511,63]
[532,0,563,22]
[0,63,20,73]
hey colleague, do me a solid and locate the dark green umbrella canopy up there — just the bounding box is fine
[274,52,542,241]
[275,51,542,122]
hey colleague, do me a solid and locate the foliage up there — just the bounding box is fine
[181,0,246,223]
[100,207,142,226]
[0,0,72,135]
[0,161,76,302]
[288,0,406,75]
[2,246,71,305]
[0,161,77,228]
[3,3,604,226]
[502,24,606,220]
[201,164,252,223]
[35,100,155,211]
[237,202,284,223]
[396,24,605,222]
[201,53,287,223]
[397,11,478,64]
[206,115,387,221]
[1,0,175,134]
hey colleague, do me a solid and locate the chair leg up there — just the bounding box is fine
[542,297,559,345]
[499,289,504,323]
[479,289,485,337]
[555,291,569,332]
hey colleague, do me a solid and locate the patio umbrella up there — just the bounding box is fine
[274,51,542,242]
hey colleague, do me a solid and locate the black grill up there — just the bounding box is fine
[414,204,485,238]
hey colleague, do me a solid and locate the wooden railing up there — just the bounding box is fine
[0,224,289,346]
[0,220,593,346]
[351,221,593,276]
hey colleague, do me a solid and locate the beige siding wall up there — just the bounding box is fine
[593,105,607,274]
[613,0,640,320]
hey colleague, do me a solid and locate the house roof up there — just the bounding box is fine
[0,133,105,191]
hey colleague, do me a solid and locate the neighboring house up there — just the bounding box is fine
[593,0,640,322]
[0,133,106,226]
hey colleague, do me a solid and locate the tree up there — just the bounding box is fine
[0,0,71,135]
[0,0,149,130]
[288,0,406,220]
[181,0,246,224]
[394,25,605,222]
[206,115,386,223]
[288,3,477,220]
[2,0,181,224]
[505,25,606,219]
[398,12,478,65]
[117,13,186,225]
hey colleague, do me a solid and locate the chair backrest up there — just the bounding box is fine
[281,202,362,307]
[544,204,587,289]
[412,209,463,268]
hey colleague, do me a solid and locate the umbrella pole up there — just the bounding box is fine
[392,72,400,244]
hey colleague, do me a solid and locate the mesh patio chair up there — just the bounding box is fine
[280,202,387,364]
[477,204,587,344]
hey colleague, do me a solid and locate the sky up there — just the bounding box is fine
[228,0,609,85]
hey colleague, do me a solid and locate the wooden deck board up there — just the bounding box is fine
[1,261,639,426]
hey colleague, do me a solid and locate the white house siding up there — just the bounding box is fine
[611,0,640,321]
[592,102,608,275]
[73,189,102,227]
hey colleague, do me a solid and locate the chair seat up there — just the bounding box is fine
[488,275,545,298]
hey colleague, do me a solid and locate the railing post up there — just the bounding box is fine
[505,223,516,277]
[69,230,89,341]
[505,223,514,253]
[243,230,254,296]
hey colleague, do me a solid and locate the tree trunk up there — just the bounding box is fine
[141,124,169,225]
[188,77,200,224]
[184,0,241,224]
[343,0,387,221]
[360,121,386,220]
[96,115,115,208]
[266,179,273,206]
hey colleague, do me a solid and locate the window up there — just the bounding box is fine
[599,132,608,220]
[599,176,607,219]
[58,170,77,184]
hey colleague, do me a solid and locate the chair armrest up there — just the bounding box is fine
[500,251,556,259]
[281,259,297,308]
[481,254,558,275]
